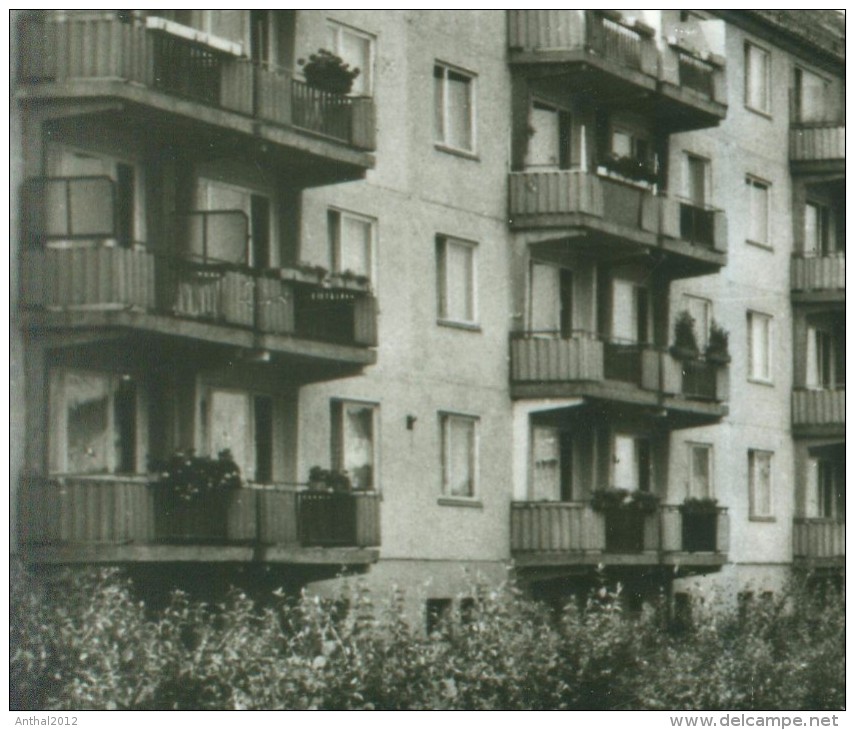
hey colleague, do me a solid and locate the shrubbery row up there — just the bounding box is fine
[10,564,844,710]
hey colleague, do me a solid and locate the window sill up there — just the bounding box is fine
[437,319,481,333]
[744,105,773,121]
[434,144,480,162]
[747,377,775,387]
[749,516,776,523]
[438,497,483,508]
[746,239,774,252]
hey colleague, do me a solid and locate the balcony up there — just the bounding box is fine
[791,254,845,304]
[509,333,728,424]
[20,178,377,370]
[790,103,844,176]
[507,10,726,132]
[16,14,375,182]
[793,518,844,568]
[792,388,845,437]
[510,501,728,571]
[17,475,381,565]
[508,170,727,277]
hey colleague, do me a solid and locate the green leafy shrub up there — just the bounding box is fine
[9,561,844,710]
[150,449,241,502]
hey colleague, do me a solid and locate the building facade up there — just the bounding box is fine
[12,10,844,621]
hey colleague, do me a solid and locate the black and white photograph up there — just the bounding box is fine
[9,8,846,715]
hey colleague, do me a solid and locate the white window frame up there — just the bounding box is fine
[328,207,377,285]
[744,41,771,115]
[748,449,774,520]
[331,398,380,491]
[687,442,714,499]
[683,294,712,351]
[745,175,771,247]
[440,412,479,501]
[48,368,143,475]
[436,234,478,327]
[326,19,375,95]
[747,311,773,384]
[434,61,477,154]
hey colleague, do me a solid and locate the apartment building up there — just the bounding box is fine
[11,10,844,619]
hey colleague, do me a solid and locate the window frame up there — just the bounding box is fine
[744,41,771,116]
[328,207,377,285]
[436,234,479,328]
[439,411,480,503]
[748,449,774,520]
[687,442,714,499]
[434,61,477,155]
[747,310,773,384]
[326,18,375,95]
[745,175,771,248]
[331,398,380,492]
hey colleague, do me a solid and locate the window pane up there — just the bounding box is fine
[612,130,632,158]
[446,71,472,150]
[344,405,374,490]
[341,31,371,94]
[209,390,252,477]
[447,417,475,497]
[340,215,372,278]
[65,371,111,474]
[445,241,474,321]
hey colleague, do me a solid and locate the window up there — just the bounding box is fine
[328,209,375,283]
[436,235,477,325]
[327,20,374,95]
[805,325,844,389]
[529,261,573,336]
[49,369,139,474]
[196,178,272,267]
[526,101,571,169]
[426,598,453,636]
[331,400,378,490]
[806,457,845,519]
[687,443,713,499]
[611,128,651,167]
[794,67,829,123]
[684,295,712,350]
[531,424,573,501]
[745,177,770,245]
[804,201,843,256]
[611,280,650,344]
[684,154,711,206]
[747,311,773,383]
[613,434,651,493]
[441,413,478,499]
[748,449,773,519]
[744,42,770,114]
[434,63,476,153]
[204,389,275,483]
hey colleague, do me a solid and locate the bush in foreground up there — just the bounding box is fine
[10,564,844,710]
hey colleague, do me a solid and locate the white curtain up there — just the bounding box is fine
[531,426,560,501]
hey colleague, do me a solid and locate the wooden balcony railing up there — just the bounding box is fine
[509,170,728,256]
[791,254,845,295]
[17,15,376,151]
[508,10,658,78]
[792,388,845,428]
[18,476,381,552]
[509,333,728,404]
[793,518,844,562]
[511,502,729,559]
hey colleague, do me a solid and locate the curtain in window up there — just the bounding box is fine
[65,371,111,474]
[531,426,560,501]
[611,279,636,342]
[343,405,374,490]
[444,241,474,322]
[209,390,253,477]
[447,418,474,497]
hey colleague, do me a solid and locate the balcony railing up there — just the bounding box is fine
[793,518,844,563]
[792,388,845,429]
[510,501,728,561]
[791,253,845,295]
[17,14,375,151]
[509,170,727,256]
[18,476,381,554]
[21,178,377,348]
[509,332,728,404]
[508,10,658,78]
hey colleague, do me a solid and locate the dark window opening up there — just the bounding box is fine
[114,377,137,474]
[254,396,273,483]
[426,598,453,637]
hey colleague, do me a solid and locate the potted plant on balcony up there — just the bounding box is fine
[601,153,658,186]
[150,449,242,542]
[670,310,700,361]
[307,466,352,493]
[298,49,360,94]
[705,319,730,364]
[591,488,659,553]
[679,496,720,552]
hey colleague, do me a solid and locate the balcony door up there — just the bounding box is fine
[530,425,573,501]
[529,262,573,336]
[804,202,843,256]
[806,457,844,519]
[525,101,571,170]
[195,179,271,267]
[613,434,651,492]
[206,389,274,483]
[805,326,844,389]
[794,67,830,124]
[251,10,296,72]
[611,279,649,344]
